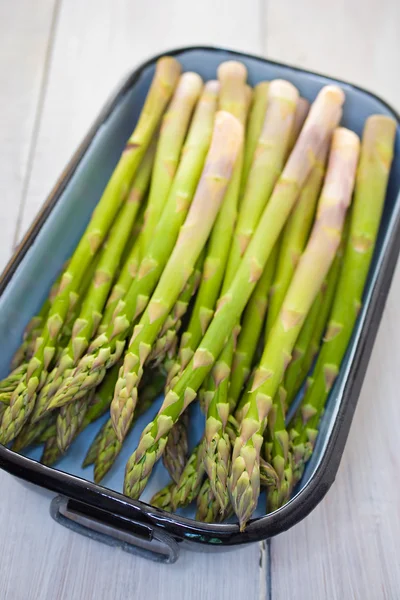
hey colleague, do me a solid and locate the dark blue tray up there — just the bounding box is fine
[0,46,399,563]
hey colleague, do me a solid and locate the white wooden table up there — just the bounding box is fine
[1,1,399,598]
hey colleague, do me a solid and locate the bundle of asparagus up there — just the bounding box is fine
[0,54,396,532]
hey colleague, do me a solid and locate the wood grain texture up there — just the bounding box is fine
[0,1,263,598]
[0,0,57,271]
[266,1,400,598]
[17,0,263,242]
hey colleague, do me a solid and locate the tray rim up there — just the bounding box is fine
[0,44,399,547]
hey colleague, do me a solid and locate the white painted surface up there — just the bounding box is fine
[0,1,399,597]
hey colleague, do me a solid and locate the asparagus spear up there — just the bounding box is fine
[111,110,244,441]
[287,97,310,154]
[141,72,203,253]
[230,127,360,529]
[11,414,54,452]
[265,139,329,335]
[283,232,345,409]
[82,419,108,468]
[92,371,165,482]
[10,273,62,369]
[203,79,299,511]
[123,85,345,500]
[33,141,155,423]
[0,57,181,444]
[290,115,396,484]
[223,79,300,287]
[0,364,28,397]
[196,478,226,523]
[162,410,189,483]
[229,244,279,408]
[240,81,269,195]
[171,440,206,509]
[167,62,250,386]
[149,250,205,366]
[49,80,220,411]
[40,435,61,466]
[150,482,174,511]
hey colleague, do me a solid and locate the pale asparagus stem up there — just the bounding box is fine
[33,141,155,423]
[295,233,346,390]
[240,81,269,195]
[203,79,299,512]
[50,81,220,411]
[123,85,346,501]
[229,244,279,409]
[166,63,250,386]
[290,115,397,485]
[283,236,345,410]
[230,127,360,529]
[287,97,310,154]
[224,79,300,287]
[111,110,244,442]
[0,57,181,444]
[266,138,330,335]
[141,72,203,254]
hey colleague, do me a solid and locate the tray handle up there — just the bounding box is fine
[50,495,179,564]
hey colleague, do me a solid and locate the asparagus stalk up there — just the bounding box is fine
[0,57,181,444]
[141,73,203,253]
[167,62,250,386]
[283,231,345,409]
[229,244,279,408]
[36,421,57,444]
[223,79,300,287]
[162,410,189,483]
[265,139,329,335]
[123,85,345,500]
[92,370,165,482]
[82,419,108,468]
[11,414,54,452]
[50,80,220,411]
[0,364,28,397]
[240,81,269,195]
[40,435,61,466]
[149,250,205,366]
[171,440,206,509]
[111,110,244,441]
[287,97,310,154]
[196,478,225,523]
[203,79,299,511]
[290,115,396,484]
[150,482,174,511]
[33,141,155,422]
[10,273,62,369]
[230,127,360,529]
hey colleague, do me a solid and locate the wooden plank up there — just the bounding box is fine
[0,1,265,598]
[0,0,57,270]
[17,0,264,240]
[266,1,400,597]
[0,473,262,600]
